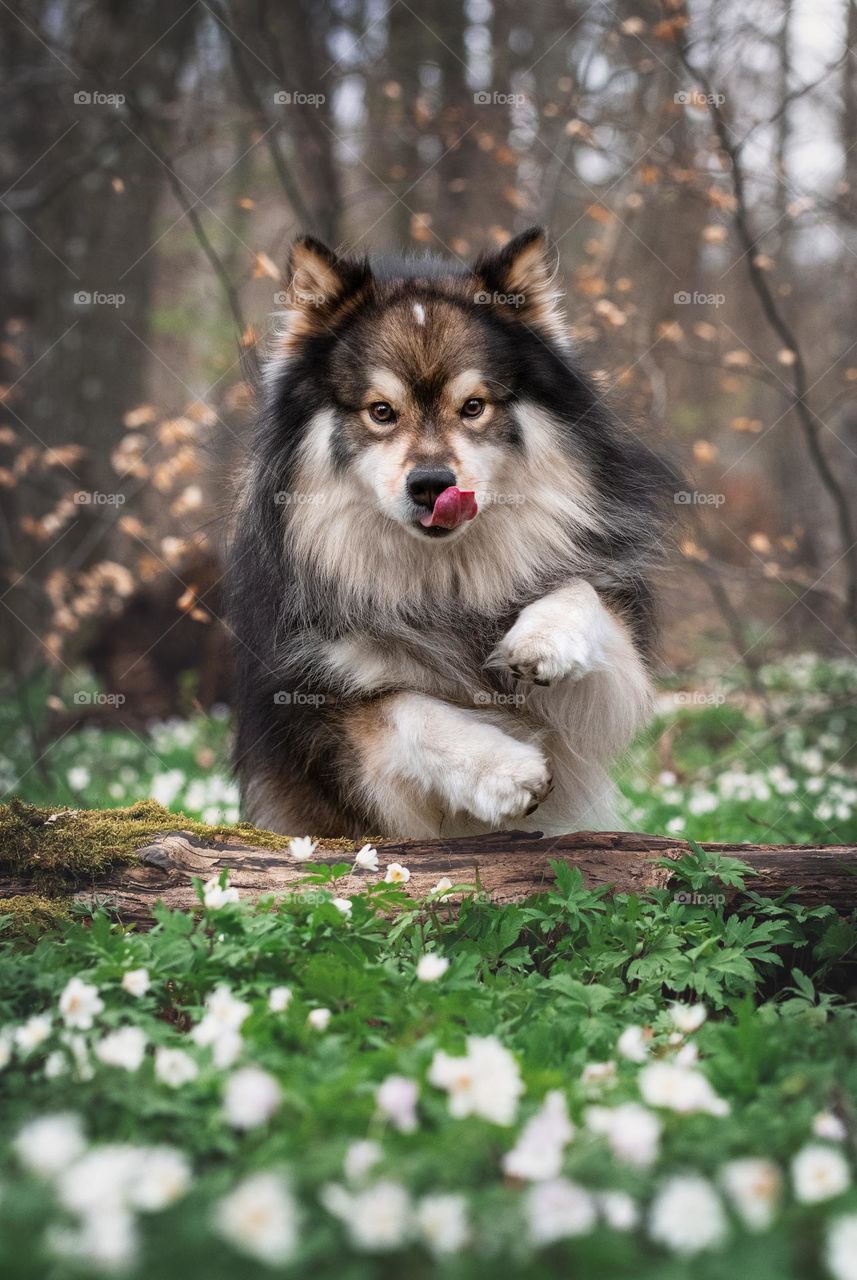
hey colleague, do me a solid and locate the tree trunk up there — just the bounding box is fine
[5,825,855,926]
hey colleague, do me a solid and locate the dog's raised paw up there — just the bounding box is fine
[490,626,602,686]
[462,740,553,824]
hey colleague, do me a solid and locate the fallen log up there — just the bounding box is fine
[4,823,853,926]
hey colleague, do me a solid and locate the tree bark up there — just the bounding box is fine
[7,827,854,926]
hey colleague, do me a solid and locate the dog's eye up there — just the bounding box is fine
[461,397,485,419]
[368,401,396,425]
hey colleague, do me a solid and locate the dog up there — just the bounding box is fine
[228,227,674,839]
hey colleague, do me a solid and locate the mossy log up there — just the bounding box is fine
[1,801,856,926]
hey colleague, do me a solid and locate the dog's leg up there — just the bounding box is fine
[342,693,552,836]
[487,580,654,834]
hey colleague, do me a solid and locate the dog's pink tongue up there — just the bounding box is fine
[419,486,478,529]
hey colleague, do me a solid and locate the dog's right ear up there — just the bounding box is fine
[281,237,370,348]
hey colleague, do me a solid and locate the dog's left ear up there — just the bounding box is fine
[279,236,370,349]
[473,227,567,344]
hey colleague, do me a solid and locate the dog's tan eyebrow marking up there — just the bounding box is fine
[446,369,488,405]
[366,368,408,404]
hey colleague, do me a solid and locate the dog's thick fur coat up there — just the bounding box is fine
[229,228,674,838]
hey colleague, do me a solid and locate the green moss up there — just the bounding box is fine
[0,797,361,896]
[0,893,72,936]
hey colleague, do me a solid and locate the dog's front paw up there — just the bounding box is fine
[461,737,553,823]
[490,622,602,686]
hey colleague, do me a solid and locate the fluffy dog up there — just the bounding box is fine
[229,228,674,838]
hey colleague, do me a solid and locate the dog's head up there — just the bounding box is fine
[275,228,572,544]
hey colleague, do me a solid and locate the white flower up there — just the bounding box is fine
[669,1002,707,1034]
[416,953,449,983]
[14,1113,86,1178]
[354,843,379,871]
[269,986,292,1013]
[675,1041,699,1066]
[585,1102,661,1168]
[59,977,104,1030]
[130,1147,192,1211]
[192,986,250,1063]
[308,1008,331,1031]
[61,1031,93,1081]
[720,1158,781,1230]
[431,877,454,896]
[639,1061,730,1116]
[67,765,91,791]
[827,1214,857,1280]
[323,1180,412,1251]
[384,862,410,884]
[332,896,353,918]
[525,1178,596,1245]
[15,1013,52,1055]
[429,1035,524,1126]
[121,968,150,998]
[211,1029,243,1068]
[581,1061,616,1087]
[44,1050,67,1079]
[224,1066,281,1129]
[376,1075,419,1133]
[416,1193,470,1256]
[287,836,317,862]
[598,1190,639,1231]
[813,1111,847,1142]
[649,1174,728,1255]
[503,1091,574,1181]
[617,1024,650,1062]
[203,875,240,909]
[344,1139,382,1182]
[95,1026,147,1072]
[50,1209,138,1272]
[792,1144,851,1204]
[666,816,686,834]
[155,1047,199,1088]
[217,1173,299,1265]
[57,1146,141,1215]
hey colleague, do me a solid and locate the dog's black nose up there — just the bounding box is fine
[406,467,456,510]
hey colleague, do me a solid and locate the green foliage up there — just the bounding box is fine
[0,862,856,1278]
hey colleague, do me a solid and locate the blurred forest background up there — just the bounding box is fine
[1,0,856,842]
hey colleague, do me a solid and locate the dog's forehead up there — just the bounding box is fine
[347,295,487,393]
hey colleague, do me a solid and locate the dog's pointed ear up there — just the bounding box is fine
[473,227,567,343]
[280,236,370,348]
